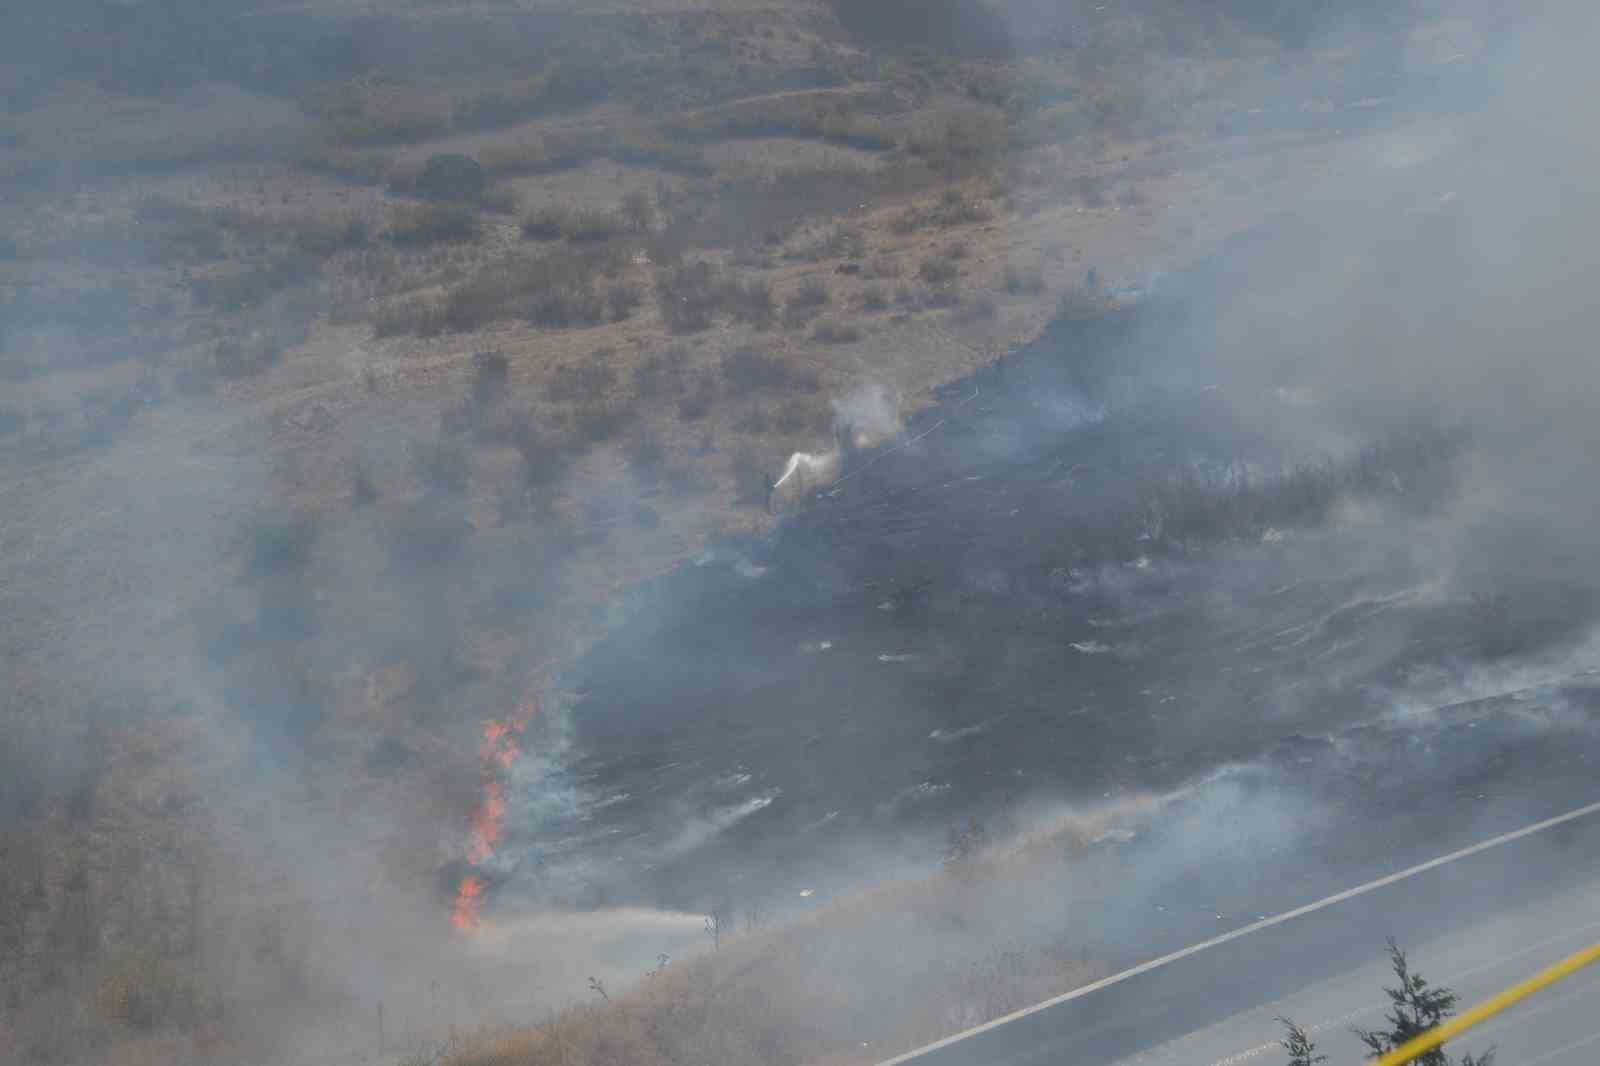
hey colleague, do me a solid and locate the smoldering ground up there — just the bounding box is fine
[496,0,1600,962]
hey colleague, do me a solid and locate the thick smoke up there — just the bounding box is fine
[5,2,1600,1064]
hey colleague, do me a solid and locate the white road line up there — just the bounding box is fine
[1193,908,1600,1066]
[877,798,1600,1066]
[1524,1027,1600,1065]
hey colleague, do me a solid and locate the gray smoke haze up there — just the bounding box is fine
[5,2,1600,1063]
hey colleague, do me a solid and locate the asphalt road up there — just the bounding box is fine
[882,803,1600,1066]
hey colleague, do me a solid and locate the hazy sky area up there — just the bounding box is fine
[3,3,1600,1065]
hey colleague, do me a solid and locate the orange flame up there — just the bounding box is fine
[451,875,486,930]
[466,779,506,865]
[452,692,543,931]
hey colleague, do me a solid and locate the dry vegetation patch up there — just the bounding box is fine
[446,830,1113,1066]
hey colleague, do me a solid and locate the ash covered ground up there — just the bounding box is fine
[484,210,1600,933]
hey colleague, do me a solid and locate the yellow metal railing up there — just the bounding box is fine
[1375,942,1600,1066]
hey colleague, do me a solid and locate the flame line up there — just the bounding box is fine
[452,688,545,930]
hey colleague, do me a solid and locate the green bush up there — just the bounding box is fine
[388,203,482,247]
[413,153,489,202]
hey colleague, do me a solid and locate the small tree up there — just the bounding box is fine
[1278,1018,1326,1066]
[1279,939,1496,1066]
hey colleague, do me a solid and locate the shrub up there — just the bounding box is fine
[388,202,482,247]
[811,319,863,344]
[451,64,611,131]
[213,328,286,379]
[481,185,519,215]
[349,459,380,505]
[952,294,998,323]
[547,356,615,404]
[574,401,633,444]
[130,195,227,262]
[678,371,717,420]
[1056,282,1106,318]
[413,153,489,202]
[720,349,790,394]
[434,247,621,333]
[656,262,719,333]
[723,278,776,328]
[189,256,313,312]
[297,147,397,186]
[470,350,511,411]
[563,208,624,243]
[789,277,831,311]
[373,297,449,338]
[386,504,473,567]
[315,88,450,147]
[608,283,643,321]
[920,254,959,284]
[732,448,773,507]
[290,213,371,258]
[621,190,656,234]
[777,400,819,434]
[663,94,898,151]
[94,949,208,1033]
[803,225,866,261]
[506,413,569,488]
[527,282,604,329]
[634,347,688,398]
[891,187,990,233]
[908,108,1010,171]
[1002,264,1046,294]
[862,284,889,312]
[522,207,567,241]
[411,436,472,496]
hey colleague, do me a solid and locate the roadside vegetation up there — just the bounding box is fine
[1280,940,1496,1066]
